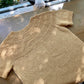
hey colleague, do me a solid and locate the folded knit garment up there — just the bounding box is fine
[0,10,84,84]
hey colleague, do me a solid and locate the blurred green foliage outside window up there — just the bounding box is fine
[0,0,19,8]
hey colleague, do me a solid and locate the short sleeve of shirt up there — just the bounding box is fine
[0,31,23,78]
[28,10,73,28]
[54,10,73,26]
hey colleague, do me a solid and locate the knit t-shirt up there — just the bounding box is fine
[0,10,84,84]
